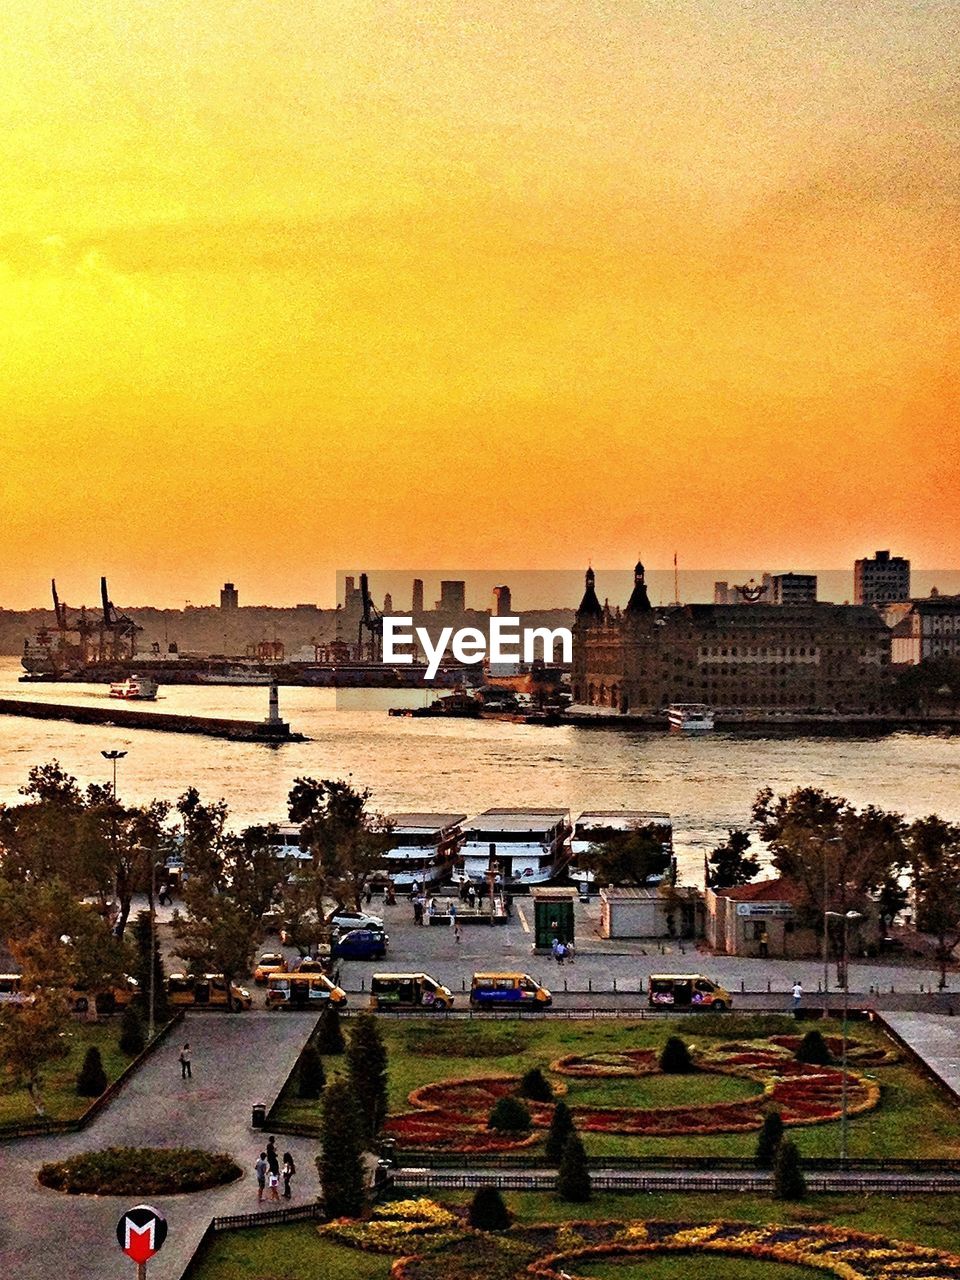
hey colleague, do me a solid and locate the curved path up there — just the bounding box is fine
[0,1011,322,1280]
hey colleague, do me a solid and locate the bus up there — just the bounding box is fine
[648,974,732,1011]
[369,973,454,1010]
[265,971,347,1010]
[469,972,552,1009]
[166,973,253,1010]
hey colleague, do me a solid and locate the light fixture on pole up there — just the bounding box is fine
[826,908,863,1162]
[820,836,842,1016]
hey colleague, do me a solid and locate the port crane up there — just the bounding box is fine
[357,573,383,662]
[97,576,141,662]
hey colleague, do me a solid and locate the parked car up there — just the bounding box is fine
[253,952,286,984]
[333,927,388,961]
[330,909,384,931]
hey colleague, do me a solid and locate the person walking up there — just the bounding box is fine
[454,918,462,944]
[552,937,565,966]
[282,1150,296,1199]
[255,1152,267,1203]
[467,883,477,910]
[413,895,424,926]
[448,901,457,929]
[179,1042,192,1079]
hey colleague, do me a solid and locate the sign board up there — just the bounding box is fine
[117,1204,168,1265]
[735,902,793,918]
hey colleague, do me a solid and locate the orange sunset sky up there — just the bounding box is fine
[1,1,958,608]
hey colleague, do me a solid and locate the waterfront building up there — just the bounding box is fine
[492,584,512,615]
[771,573,817,605]
[436,580,466,613]
[572,563,891,714]
[705,878,877,958]
[889,594,960,664]
[220,582,238,610]
[855,549,910,605]
[599,886,698,939]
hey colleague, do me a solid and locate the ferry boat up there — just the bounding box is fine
[568,810,674,890]
[667,702,715,732]
[458,808,571,888]
[198,667,273,686]
[376,813,466,891]
[108,676,159,700]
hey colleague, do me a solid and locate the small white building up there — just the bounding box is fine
[599,886,697,939]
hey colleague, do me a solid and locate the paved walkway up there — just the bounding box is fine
[0,1012,321,1280]
[883,1012,960,1098]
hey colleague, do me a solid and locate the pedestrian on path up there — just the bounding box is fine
[454,919,462,944]
[255,1153,267,1203]
[266,1136,279,1178]
[267,1170,280,1202]
[282,1151,296,1199]
[792,981,803,1013]
[179,1042,192,1079]
[448,901,457,928]
[552,938,566,966]
[413,895,424,926]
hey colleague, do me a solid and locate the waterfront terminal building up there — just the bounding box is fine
[572,563,891,715]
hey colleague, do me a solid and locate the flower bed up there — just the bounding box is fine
[38,1146,242,1195]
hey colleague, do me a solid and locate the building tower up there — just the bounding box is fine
[220,582,238,610]
[411,578,424,613]
[492,584,512,616]
[625,559,652,615]
[854,550,911,605]
[576,567,603,622]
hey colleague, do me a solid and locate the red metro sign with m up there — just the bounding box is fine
[116,1204,168,1265]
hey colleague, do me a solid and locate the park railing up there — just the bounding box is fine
[386,1149,960,1173]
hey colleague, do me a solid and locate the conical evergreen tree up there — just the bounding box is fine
[468,1187,511,1230]
[557,1132,592,1202]
[346,1012,388,1142]
[133,909,169,1024]
[796,1030,832,1066]
[755,1111,785,1168]
[118,1004,145,1056]
[545,1100,575,1164]
[660,1036,693,1073]
[316,1002,345,1054]
[773,1139,806,1200]
[318,1077,366,1217]
[298,1045,326,1099]
[76,1046,108,1097]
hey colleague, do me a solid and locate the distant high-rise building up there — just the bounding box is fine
[492,584,512,615]
[771,573,817,605]
[411,578,424,612]
[855,550,910,606]
[220,582,238,610]
[436,580,466,612]
[344,576,355,605]
[383,592,393,613]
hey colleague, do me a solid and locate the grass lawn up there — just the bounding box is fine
[272,1014,960,1159]
[190,1191,960,1280]
[0,1018,137,1126]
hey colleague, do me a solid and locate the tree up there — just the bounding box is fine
[119,1004,145,1056]
[487,1096,531,1132]
[909,816,960,990]
[0,977,71,1116]
[579,824,671,888]
[660,1036,693,1074]
[287,778,392,925]
[796,1029,833,1066]
[133,910,169,1025]
[298,1045,326,1099]
[468,1187,511,1230]
[519,1067,553,1102]
[318,1078,366,1217]
[76,1046,108,1097]
[346,1012,389,1142]
[316,1003,345,1054]
[772,1139,806,1200]
[557,1132,592,1202]
[545,1100,575,1163]
[755,1111,784,1168]
[708,829,760,889]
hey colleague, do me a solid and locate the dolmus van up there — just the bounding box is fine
[266,971,347,1009]
[648,974,732,1011]
[369,973,453,1010]
[469,972,552,1009]
[166,973,253,1010]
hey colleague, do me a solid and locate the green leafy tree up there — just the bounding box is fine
[76,1046,108,1097]
[468,1187,511,1230]
[119,1004,145,1056]
[660,1036,693,1074]
[487,1096,531,1132]
[580,823,671,888]
[298,1045,326,1099]
[346,1012,389,1141]
[0,975,71,1116]
[708,829,760,889]
[318,1078,366,1217]
[755,1110,784,1168]
[909,816,960,990]
[557,1132,592,1202]
[545,1100,575,1163]
[773,1139,806,1200]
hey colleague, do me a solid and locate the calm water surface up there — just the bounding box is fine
[1,659,957,882]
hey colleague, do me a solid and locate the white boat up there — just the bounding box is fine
[667,702,715,731]
[377,813,466,891]
[458,808,571,888]
[109,676,159,700]
[568,811,674,889]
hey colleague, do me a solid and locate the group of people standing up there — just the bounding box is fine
[255,1136,296,1202]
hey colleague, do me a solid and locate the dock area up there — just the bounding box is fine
[0,697,304,744]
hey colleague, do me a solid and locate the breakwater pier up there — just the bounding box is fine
[0,697,304,743]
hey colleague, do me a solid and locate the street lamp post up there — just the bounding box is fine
[826,908,863,1162]
[821,836,842,1016]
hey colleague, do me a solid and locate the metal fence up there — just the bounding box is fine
[389,1150,960,1173]
[211,1202,326,1231]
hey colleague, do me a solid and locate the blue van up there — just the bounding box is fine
[469,972,552,1008]
[332,927,388,961]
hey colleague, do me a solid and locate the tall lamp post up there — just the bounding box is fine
[820,836,842,1015]
[825,908,863,1162]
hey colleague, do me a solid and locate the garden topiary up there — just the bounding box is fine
[557,1132,592,1202]
[659,1036,694,1074]
[519,1067,554,1102]
[467,1186,512,1230]
[118,1005,145,1056]
[755,1110,785,1168]
[76,1046,108,1097]
[316,1003,345,1055]
[487,1096,531,1132]
[773,1139,806,1200]
[545,1100,575,1164]
[796,1029,833,1066]
[39,1147,241,1195]
[298,1045,326,1099]
[318,1078,366,1218]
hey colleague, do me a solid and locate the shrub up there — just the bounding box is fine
[487,1096,531,1132]
[319,1078,366,1217]
[545,1099,575,1163]
[755,1110,785,1168]
[773,1139,806,1200]
[347,1012,389,1141]
[519,1067,553,1102]
[796,1029,833,1066]
[298,1045,326,1099]
[557,1132,592,1202]
[118,1005,145,1056]
[467,1187,512,1230]
[38,1147,240,1194]
[316,1003,345,1055]
[659,1036,693,1074]
[76,1046,108,1097]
